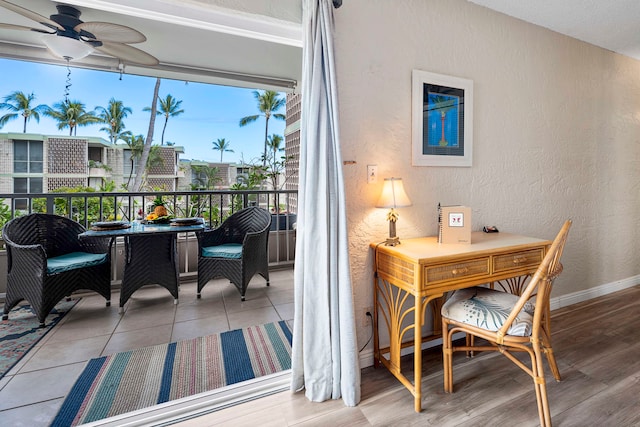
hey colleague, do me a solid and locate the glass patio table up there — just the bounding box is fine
[79,219,205,312]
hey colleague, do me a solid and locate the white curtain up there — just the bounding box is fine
[290,0,361,407]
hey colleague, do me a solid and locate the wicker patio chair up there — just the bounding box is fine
[196,206,271,301]
[442,219,571,427]
[2,213,112,327]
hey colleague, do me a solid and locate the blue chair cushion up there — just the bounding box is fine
[47,252,108,275]
[441,287,535,337]
[201,243,243,259]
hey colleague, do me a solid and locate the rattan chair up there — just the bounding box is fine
[2,213,112,327]
[196,206,271,301]
[442,220,571,427]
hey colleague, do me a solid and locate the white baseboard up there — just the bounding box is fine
[548,274,640,310]
[359,275,640,369]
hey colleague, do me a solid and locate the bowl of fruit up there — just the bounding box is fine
[144,197,172,224]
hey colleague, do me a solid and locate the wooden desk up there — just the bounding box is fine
[371,232,552,412]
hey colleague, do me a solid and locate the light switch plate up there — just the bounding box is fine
[367,165,378,184]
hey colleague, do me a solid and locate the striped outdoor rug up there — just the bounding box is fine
[51,320,292,426]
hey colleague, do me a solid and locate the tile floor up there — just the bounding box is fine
[0,268,294,426]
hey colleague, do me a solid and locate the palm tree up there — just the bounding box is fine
[134,78,162,192]
[191,165,220,189]
[0,91,49,133]
[212,138,234,162]
[267,134,283,157]
[265,134,287,206]
[96,98,133,143]
[239,90,286,166]
[143,93,184,145]
[428,94,456,146]
[123,134,145,189]
[45,100,99,136]
[122,133,164,190]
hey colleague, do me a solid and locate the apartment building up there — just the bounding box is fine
[284,92,301,214]
[0,132,184,204]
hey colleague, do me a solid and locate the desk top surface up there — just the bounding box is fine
[372,232,552,263]
[79,222,205,238]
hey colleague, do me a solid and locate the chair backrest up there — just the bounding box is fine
[221,207,272,243]
[497,219,572,343]
[2,213,86,258]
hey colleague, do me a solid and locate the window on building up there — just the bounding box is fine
[14,140,43,173]
[191,170,207,188]
[123,149,137,176]
[88,147,102,162]
[13,140,44,210]
[13,177,43,210]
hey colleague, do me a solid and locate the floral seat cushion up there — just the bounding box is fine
[441,287,535,337]
[47,252,108,275]
[201,243,243,259]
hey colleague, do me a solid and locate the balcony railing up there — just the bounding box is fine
[0,189,297,290]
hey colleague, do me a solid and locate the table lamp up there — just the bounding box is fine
[376,177,412,246]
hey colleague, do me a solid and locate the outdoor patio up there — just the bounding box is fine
[0,269,294,426]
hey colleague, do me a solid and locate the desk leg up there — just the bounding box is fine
[414,294,423,413]
[374,277,442,413]
[373,274,380,368]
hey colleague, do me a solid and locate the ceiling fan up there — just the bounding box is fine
[0,0,159,66]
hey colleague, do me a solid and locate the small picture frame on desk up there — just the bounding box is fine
[412,69,473,167]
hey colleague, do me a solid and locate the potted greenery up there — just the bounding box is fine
[88,160,113,177]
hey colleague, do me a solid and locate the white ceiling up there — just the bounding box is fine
[468,0,640,60]
[2,1,639,93]
[0,0,303,91]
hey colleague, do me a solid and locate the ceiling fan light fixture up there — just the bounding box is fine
[43,35,93,60]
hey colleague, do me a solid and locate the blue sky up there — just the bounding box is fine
[0,58,286,164]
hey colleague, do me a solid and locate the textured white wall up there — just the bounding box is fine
[334,0,640,346]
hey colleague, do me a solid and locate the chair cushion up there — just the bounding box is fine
[201,243,243,259]
[47,252,108,274]
[441,287,535,337]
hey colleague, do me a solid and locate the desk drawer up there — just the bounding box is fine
[493,248,544,273]
[424,258,490,285]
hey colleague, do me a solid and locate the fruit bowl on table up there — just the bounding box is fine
[143,215,172,224]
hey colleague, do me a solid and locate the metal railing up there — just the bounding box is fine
[1,189,296,228]
[0,189,297,282]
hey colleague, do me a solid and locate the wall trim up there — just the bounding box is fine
[548,274,639,310]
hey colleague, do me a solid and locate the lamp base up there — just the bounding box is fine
[384,236,400,246]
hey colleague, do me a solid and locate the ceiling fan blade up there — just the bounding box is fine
[0,22,55,34]
[95,42,158,66]
[0,0,64,31]
[75,22,146,44]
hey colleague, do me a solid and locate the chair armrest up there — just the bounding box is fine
[197,226,228,248]
[5,242,47,277]
[79,236,112,255]
[242,229,269,259]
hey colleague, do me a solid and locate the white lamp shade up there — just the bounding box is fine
[376,177,412,208]
[43,35,94,60]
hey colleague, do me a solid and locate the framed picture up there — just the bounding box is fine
[412,69,473,167]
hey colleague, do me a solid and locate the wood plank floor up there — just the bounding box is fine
[175,285,640,426]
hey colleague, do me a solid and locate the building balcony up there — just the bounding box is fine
[88,167,110,178]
